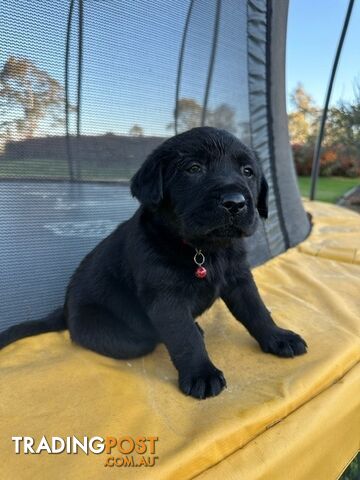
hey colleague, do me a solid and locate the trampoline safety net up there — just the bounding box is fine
[0,0,310,330]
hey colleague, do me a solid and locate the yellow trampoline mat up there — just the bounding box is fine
[1,201,359,480]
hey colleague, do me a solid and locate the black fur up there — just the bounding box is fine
[0,127,307,399]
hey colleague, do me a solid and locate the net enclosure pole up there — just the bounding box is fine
[64,0,84,181]
[201,0,221,126]
[77,0,84,138]
[65,0,76,181]
[174,0,195,135]
[310,0,355,200]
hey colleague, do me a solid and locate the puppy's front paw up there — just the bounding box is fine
[259,327,307,358]
[179,363,226,399]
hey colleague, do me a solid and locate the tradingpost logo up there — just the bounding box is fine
[12,435,159,468]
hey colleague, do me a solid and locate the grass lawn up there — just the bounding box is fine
[0,159,359,204]
[0,158,69,179]
[0,157,135,182]
[298,176,359,203]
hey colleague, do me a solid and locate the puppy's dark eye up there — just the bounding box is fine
[187,164,202,174]
[243,166,254,177]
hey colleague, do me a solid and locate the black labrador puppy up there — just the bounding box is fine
[0,127,307,399]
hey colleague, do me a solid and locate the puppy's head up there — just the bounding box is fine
[131,127,268,241]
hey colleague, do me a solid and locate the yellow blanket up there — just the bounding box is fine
[1,201,359,480]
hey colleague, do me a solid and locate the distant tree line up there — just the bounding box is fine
[3,56,359,179]
[288,82,360,177]
[0,56,251,154]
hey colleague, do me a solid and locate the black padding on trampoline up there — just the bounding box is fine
[267,0,311,246]
[247,0,286,259]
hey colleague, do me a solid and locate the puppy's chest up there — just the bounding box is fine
[188,283,219,317]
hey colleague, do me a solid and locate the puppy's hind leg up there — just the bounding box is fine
[68,305,158,359]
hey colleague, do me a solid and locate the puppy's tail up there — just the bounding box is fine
[0,308,66,349]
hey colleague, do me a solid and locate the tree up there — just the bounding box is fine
[323,84,360,176]
[0,56,65,141]
[129,124,144,136]
[168,98,203,132]
[288,83,319,143]
[207,103,237,134]
[167,98,238,135]
[326,80,360,149]
[289,81,360,177]
[326,104,360,148]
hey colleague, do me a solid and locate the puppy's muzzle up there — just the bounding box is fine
[220,192,247,215]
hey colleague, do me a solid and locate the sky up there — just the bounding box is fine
[0,0,359,137]
[287,0,360,110]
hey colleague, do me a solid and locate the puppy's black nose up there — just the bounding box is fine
[221,193,246,214]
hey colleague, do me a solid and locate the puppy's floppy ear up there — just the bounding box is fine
[130,151,163,207]
[257,174,269,219]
